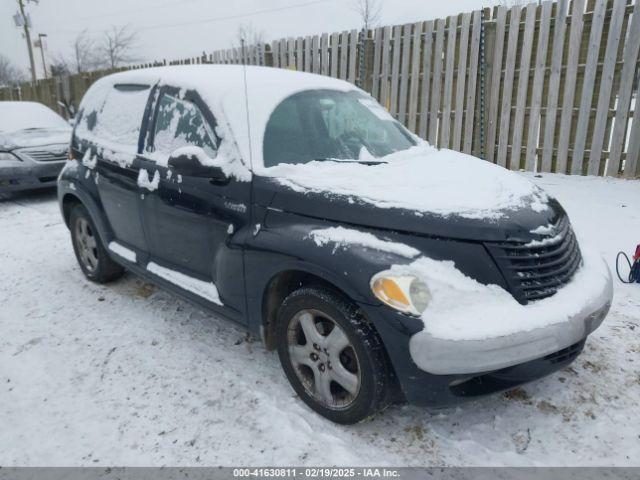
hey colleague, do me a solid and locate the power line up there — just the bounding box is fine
[76,0,207,22]
[46,0,334,35]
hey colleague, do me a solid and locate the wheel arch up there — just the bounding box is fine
[260,266,370,351]
[58,183,113,245]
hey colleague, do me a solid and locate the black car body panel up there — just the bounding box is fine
[57,66,612,410]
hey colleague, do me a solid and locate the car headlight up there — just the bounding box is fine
[0,152,21,162]
[370,272,431,316]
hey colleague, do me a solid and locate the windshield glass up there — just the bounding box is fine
[0,102,69,132]
[263,90,416,167]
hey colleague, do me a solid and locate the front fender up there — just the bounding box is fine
[243,209,419,335]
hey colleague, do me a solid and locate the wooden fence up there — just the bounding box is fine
[2,0,639,178]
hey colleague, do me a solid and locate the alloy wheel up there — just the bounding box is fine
[286,309,361,410]
[75,217,99,272]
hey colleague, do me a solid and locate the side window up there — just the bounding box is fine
[152,94,217,159]
[77,84,150,155]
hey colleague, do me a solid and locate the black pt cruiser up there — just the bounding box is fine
[57,65,612,424]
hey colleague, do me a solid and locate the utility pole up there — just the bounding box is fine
[17,0,37,84]
[35,33,48,79]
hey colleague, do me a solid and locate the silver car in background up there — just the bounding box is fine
[0,101,72,193]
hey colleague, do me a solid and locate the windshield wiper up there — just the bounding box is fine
[312,158,387,165]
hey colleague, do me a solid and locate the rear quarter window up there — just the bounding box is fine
[76,83,151,154]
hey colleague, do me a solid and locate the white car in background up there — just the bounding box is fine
[0,101,71,193]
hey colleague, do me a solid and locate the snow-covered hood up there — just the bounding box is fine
[260,145,560,241]
[0,127,71,150]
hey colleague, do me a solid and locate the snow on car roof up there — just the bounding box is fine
[0,101,69,132]
[86,65,359,169]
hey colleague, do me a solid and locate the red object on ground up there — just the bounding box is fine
[634,244,640,261]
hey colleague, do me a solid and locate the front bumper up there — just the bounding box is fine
[407,249,612,375]
[0,158,65,192]
[412,277,611,375]
[360,248,613,407]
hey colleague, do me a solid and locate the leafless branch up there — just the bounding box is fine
[350,0,382,31]
[101,25,139,69]
[235,22,266,48]
[0,54,25,87]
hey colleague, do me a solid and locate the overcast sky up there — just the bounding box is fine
[2,0,506,78]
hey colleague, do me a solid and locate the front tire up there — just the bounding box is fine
[276,286,391,424]
[69,204,124,283]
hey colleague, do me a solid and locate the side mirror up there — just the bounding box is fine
[167,147,227,182]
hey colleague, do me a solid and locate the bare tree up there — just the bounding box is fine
[0,54,25,87]
[71,29,103,73]
[101,25,139,69]
[235,22,266,48]
[48,55,71,77]
[350,0,382,31]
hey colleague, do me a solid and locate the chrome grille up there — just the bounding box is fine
[486,215,582,304]
[20,146,68,162]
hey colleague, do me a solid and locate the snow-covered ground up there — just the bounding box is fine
[0,173,638,466]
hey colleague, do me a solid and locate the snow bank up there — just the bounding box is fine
[264,144,550,219]
[395,246,611,343]
[147,262,222,306]
[309,226,419,258]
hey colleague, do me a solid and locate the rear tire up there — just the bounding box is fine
[69,204,124,283]
[276,286,391,424]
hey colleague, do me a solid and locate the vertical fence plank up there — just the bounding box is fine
[371,28,383,98]
[398,24,413,123]
[570,0,607,174]
[389,25,402,116]
[304,36,312,71]
[380,26,392,109]
[440,15,458,149]
[453,12,472,152]
[407,22,423,133]
[296,37,304,70]
[540,0,569,172]
[524,1,552,171]
[496,6,522,168]
[348,29,358,83]
[556,0,586,174]
[312,36,321,73]
[284,38,292,67]
[340,31,349,80]
[279,39,287,67]
[321,33,329,75]
[626,105,640,178]
[608,2,640,176]
[418,21,434,139]
[486,6,507,162]
[463,10,482,154]
[510,3,537,171]
[588,0,627,175]
[429,18,446,145]
[330,32,340,78]
[272,41,280,68]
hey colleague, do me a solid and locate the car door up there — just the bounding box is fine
[139,87,251,318]
[89,83,153,253]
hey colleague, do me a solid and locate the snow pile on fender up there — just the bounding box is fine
[309,226,420,258]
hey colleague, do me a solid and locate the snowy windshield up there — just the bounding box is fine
[263,90,416,168]
[0,101,69,132]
